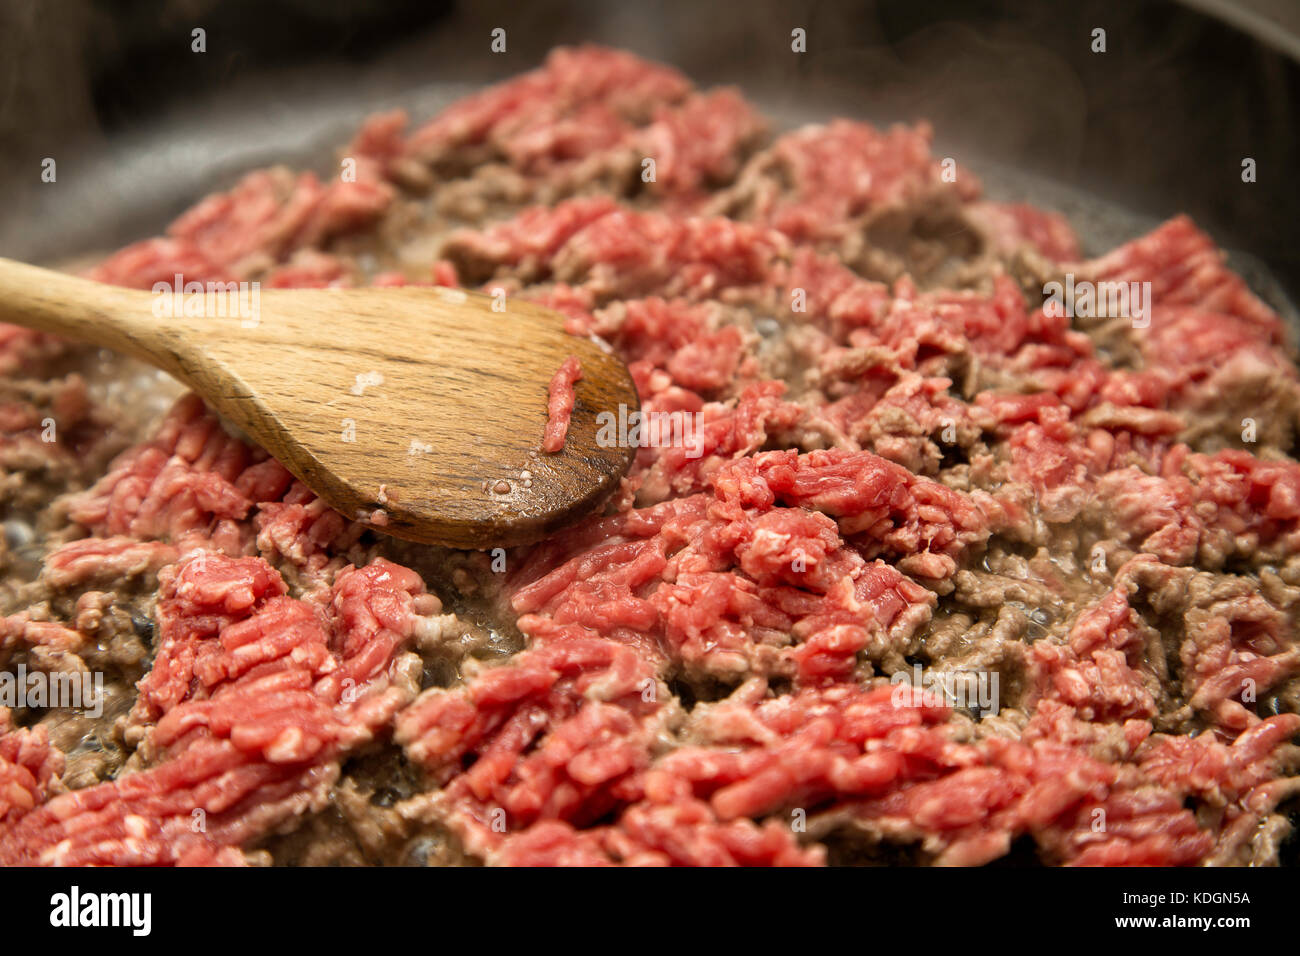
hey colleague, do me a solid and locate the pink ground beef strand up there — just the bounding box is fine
[2,45,1299,867]
[541,355,583,453]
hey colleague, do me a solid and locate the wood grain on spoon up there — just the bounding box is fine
[0,257,638,548]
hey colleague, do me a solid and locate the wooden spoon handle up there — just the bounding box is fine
[0,257,165,367]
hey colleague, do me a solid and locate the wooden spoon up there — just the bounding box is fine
[0,258,639,548]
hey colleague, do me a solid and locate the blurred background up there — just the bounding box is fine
[0,0,1296,305]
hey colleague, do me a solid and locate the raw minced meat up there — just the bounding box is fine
[541,356,582,453]
[2,45,1299,868]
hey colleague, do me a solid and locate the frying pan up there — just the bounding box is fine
[0,0,1297,866]
[0,0,1296,327]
